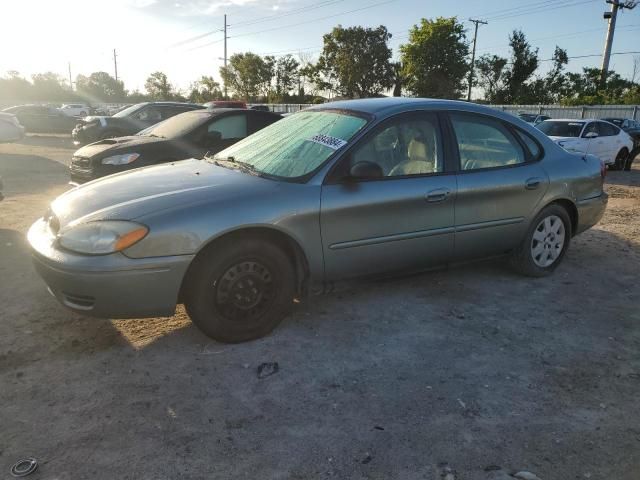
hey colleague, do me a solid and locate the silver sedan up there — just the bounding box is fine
[28,98,608,342]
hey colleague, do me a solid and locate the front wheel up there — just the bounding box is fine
[183,238,296,343]
[510,204,572,277]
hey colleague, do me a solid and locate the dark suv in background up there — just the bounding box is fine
[72,102,204,145]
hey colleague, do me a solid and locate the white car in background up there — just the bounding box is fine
[537,118,633,169]
[0,112,26,143]
[518,113,551,126]
[60,103,90,117]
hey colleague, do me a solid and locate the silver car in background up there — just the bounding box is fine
[28,98,608,342]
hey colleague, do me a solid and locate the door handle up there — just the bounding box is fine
[525,177,542,190]
[425,188,451,203]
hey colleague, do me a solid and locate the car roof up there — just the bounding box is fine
[543,118,589,122]
[307,97,533,122]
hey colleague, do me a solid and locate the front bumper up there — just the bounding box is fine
[576,192,608,235]
[28,218,194,319]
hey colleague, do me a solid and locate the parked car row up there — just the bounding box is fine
[28,98,609,343]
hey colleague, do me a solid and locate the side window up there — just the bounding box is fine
[208,114,248,139]
[450,113,525,171]
[514,129,542,160]
[597,122,617,137]
[133,107,162,122]
[350,113,442,177]
[582,122,598,137]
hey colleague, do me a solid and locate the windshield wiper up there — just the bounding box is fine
[208,155,263,177]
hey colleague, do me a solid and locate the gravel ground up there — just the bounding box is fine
[1,136,639,480]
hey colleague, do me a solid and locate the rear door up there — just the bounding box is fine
[448,111,549,260]
[320,111,457,280]
[596,121,622,164]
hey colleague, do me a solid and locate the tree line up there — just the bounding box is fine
[1,17,639,106]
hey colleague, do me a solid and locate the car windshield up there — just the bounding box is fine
[113,104,144,118]
[210,110,368,179]
[138,111,208,138]
[537,120,584,137]
[518,113,537,122]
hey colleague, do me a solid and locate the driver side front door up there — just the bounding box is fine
[320,111,456,280]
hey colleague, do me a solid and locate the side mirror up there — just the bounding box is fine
[349,161,383,180]
[584,131,598,139]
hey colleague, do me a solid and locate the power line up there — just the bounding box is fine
[229,0,397,39]
[487,0,599,21]
[230,0,345,28]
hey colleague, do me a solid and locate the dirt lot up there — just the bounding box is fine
[1,136,639,480]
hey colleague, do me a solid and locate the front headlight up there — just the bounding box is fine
[102,153,140,165]
[57,220,148,255]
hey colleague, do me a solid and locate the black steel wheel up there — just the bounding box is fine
[184,238,295,343]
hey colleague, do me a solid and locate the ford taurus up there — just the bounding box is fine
[28,98,608,342]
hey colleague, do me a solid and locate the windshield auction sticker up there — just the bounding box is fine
[309,134,347,150]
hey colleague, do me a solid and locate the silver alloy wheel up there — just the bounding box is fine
[531,215,566,268]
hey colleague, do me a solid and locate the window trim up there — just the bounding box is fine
[324,110,453,185]
[444,110,543,174]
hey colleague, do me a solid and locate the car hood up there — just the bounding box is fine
[50,159,275,228]
[74,135,165,158]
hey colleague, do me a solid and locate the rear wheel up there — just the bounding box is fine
[510,204,571,277]
[611,148,629,171]
[183,238,295,343]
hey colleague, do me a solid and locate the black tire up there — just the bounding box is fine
[183,238,296,343]
[510,204,572,277]
[612,148,629,171]
[625,146,638,171]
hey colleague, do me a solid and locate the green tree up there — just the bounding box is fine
[31,72,70,101]
[220,53,272,101]
[0,71,33,101]
[540,46,569,103]
[561,67,634,105]
[76,71,126,102]
[502,30,539,103]
[144,71,176,100]
[400,17,469,98]
[475,54,508,103]
[273,55,300,100]
[188,76,223,103]
[314,25,394,98]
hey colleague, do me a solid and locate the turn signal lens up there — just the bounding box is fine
[114,227,148,251]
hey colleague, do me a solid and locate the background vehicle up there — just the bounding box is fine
[0,112,26,142]
[518,113,551,126]
[601,117,640,161]
[29,98,607,343]
[70,108,282,183]
[537,118,633,169]
[1,105,78,133]
[60,103,89,117]
[204,100,247,109]
[72,102,204,145]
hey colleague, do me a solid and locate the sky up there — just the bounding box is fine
[1,0,639,94]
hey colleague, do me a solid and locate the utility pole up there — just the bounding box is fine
[68,62,73,90]
[113,49,119,82]
[467,18,488,102]
[600,0,637,85]
[223,14,228,99]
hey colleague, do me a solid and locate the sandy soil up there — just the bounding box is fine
[1,137,639,480]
